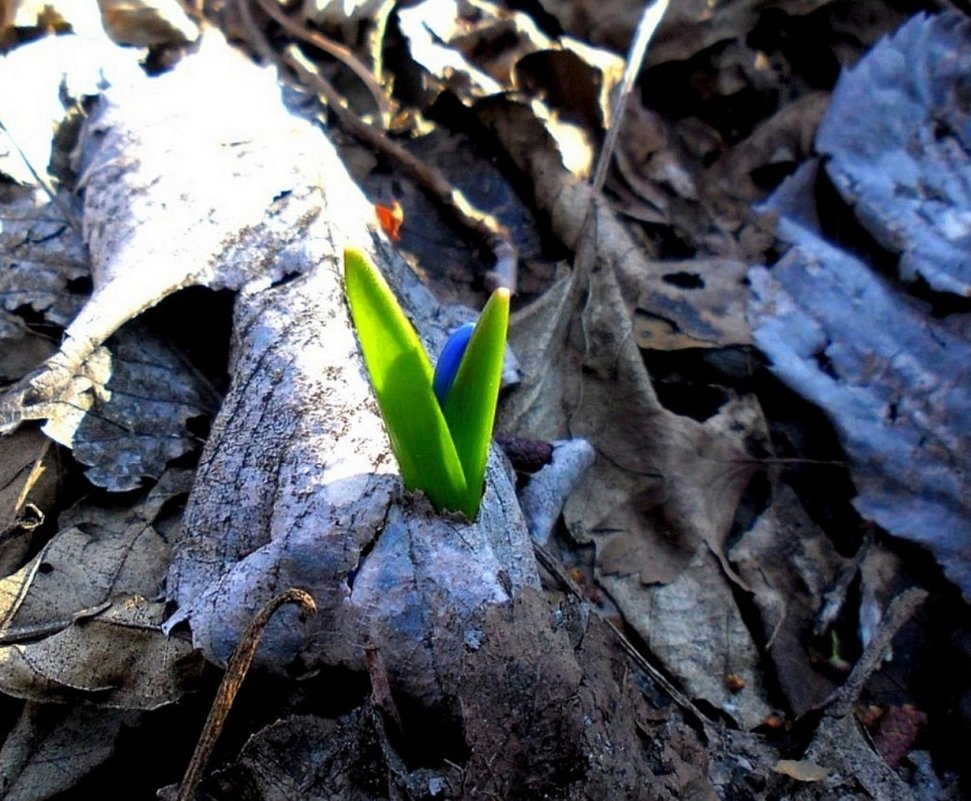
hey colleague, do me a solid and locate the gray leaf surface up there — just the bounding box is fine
[817,12,971,296]
[749,162,971,601]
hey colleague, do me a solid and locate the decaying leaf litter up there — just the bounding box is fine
[0,0,969,798]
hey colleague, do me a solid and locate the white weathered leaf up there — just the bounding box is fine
[0,30,335,434]
[0,35,141,185]
[750,161,971,601]
[817,12,971,296]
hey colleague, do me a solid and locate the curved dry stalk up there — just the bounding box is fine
[250,0,390,125]
[235,0,518,291]
[591,0,670,194]
[176,588,317,801]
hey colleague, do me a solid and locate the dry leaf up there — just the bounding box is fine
[0,702,141,801]
[0,468,201,707]
[0,595,202,707]
[604,543,772,729]
[774,759,831,782]
[0,427,58,576]
[729,484,846,716]
[97,0,198,47]
[1,30,334,435]
[631,258,752,351]
[64,323,216,491]
[0,35,141,185]
[0,184,89,331]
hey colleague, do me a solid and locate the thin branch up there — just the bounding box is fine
[250,0,390,126]
[591,0,670,194]
[176,588,317,801]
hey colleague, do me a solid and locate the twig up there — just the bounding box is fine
[235,0,518,293]
[176,588,317,801]
[282,47,518,293]
[590,0,670,194]
[823,586,928,719]
[250,0,390,125]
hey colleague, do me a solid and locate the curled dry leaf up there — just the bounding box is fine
[0,468,201,708]
[0,30,334,435]
[0,702,141,801]
[518,438,596,546]
[0,426,58,576]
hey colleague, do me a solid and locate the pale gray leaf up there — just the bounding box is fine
[749,164,971,600]
[817,11,971,296]
[0,185,89,328]
[0,35,142,185]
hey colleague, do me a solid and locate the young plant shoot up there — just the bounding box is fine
[343,247,509,518]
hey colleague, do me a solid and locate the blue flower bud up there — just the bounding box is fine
[433,322,476,405]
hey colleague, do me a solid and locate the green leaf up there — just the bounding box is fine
[343,247,468,513]
[443,287,510,516]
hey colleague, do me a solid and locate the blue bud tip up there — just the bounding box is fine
[433,322,476,405]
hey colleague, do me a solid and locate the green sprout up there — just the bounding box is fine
[343,247,509,518]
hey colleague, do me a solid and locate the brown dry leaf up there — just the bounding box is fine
[0,595,202,707]
[608,94,817,263]
[0,468,202,707]
[0,702,141,801]
[484,98,764,584]
[0,426,58,576]
[729,483,846,716]
[774,759,831,782]
[481,91,771,722]
[537,0,832,67]
[97,0,198,47]
[397,0,622,177]
[581,396,763,586]
[603,542,772,729]
[632,258,752,350]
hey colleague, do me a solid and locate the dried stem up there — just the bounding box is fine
[176,588,317,801]
[591,0,670,194]
[237,0,518,293]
